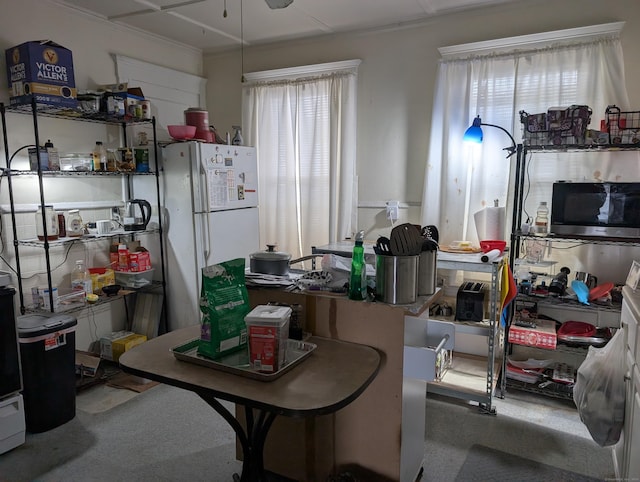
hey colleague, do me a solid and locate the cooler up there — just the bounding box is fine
[17,313,77,433]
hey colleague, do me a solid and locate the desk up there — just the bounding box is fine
[119,326,381,481]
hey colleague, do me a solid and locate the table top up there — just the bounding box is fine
[119,326,381,417]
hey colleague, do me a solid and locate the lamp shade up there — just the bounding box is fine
[463,116,483,143]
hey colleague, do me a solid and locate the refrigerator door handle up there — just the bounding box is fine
[200,163,212,262]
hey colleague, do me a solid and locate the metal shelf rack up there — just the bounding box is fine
[0,98,167,323]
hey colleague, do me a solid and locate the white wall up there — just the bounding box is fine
[204,0,640,241]
[0,0,203,350]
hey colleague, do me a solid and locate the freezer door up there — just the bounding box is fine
[195,207,260,272]
[198,144,258,213]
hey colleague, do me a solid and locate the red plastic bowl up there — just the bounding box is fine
[558,321,596,337]
[168,125,196,140]
[479,240,507,253]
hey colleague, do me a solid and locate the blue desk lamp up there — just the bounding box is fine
[464,115,517,158]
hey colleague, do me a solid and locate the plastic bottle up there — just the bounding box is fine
[92,141,107,171]
[71,260,92,295]
[232,126,244,146]
[534,201,549,235]
[35,204,59,241]
[348,231,367,300]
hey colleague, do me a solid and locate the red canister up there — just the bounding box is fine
[184,108,213,142]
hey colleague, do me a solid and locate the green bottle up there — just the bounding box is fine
[348,231,366,300]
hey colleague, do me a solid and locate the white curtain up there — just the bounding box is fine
[242,67,358,260]
[421,34,631,247]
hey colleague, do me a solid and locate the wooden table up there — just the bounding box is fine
[119,326,381,481]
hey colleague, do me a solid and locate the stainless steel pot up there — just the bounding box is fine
[250,245,291,275]
[250,245,323,275]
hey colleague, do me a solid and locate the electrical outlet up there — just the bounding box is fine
[386,201,399,221]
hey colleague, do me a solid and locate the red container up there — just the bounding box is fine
[479,240,507,253]
[184,108,212,142]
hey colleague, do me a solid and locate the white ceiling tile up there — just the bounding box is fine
[55,0,527,53]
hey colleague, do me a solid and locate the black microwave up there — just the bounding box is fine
[551,181,640,239]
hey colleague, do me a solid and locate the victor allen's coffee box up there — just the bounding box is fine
[5,40,77,108]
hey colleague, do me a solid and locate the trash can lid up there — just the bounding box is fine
[0,286,16,296]
[17,313,77,338]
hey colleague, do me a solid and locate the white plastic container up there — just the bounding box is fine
[0,394,25,454]
[244,305,291,373]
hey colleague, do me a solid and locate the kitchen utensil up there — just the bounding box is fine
[417,250,437,296]
[571,280,590,304]
[575,271,598,289]
[421,225,439,243]
[375,254,418,304]
[101,284,122,297]
[479,240,506,253]
[549,266,571,295]
[589,281,614,301]
[375,236,392,255]
[249,245,323,276]
[123,199,151,231]
[168,125,196,140]
[390,223,422,256]
[558,320,597,337]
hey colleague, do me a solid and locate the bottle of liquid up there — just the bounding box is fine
[35,204,59,241]
[92,141,107,171]
[71,260,92,295]
[534,201,549,235]
[348,231,367,300]
[231,126,243,146]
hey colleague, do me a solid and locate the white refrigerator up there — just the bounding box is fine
[162,142,260,330]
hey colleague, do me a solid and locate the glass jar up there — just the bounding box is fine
[35,205,59,241]
[67,209,84,237]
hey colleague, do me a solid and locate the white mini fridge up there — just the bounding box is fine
[0,286,25,453]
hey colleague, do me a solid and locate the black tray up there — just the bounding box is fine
[171,338,316,381]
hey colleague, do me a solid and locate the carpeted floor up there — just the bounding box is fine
[455,444,603,481]
[0,384,616,481]
[423,394,615,482]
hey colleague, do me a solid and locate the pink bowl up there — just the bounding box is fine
[168,125,196,140]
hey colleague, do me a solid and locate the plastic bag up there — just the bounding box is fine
[197,258,249,360]
[573,328,626,446]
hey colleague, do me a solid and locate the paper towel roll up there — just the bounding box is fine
[481,249,502,263]
[474,205,506,241]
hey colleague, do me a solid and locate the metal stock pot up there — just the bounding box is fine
[250,245,322,275]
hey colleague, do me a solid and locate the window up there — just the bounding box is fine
[242,60,360,260]
[421,22,630,245]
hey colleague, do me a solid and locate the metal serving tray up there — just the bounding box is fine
[171,338,317,381]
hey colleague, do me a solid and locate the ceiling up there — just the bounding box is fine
[54,0,523,54]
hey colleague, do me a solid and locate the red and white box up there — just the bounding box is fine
[508,318,557,350]
[244,305,291,373]
[129,251,151,272]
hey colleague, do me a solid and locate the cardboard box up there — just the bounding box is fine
[129,251,151,272]
[100,331,132,361]
[88,267,115,294]
[28,146,60,171]
[111,333,147,362]
[5,40,77,108]
[508,318,557,350]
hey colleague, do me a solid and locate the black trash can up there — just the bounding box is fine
[17,312,77,433]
